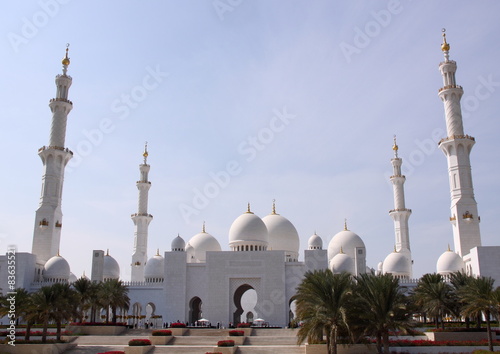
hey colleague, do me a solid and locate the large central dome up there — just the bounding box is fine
[229,204,268,251]
[262,204,299,261]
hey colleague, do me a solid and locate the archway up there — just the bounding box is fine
[289,299,297,327]
[131,302,142,328]
[145,302,156,328]
[189,297,202,325]
[233,284,257,325]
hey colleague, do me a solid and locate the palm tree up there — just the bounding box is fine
[458,276,500,352]
[449,271,473,328]
[72,277,94,323]
[354,273,413,354]
[294,270,353,354]
[31,286,58,343]
[50,283,79,340]
[99,279,130,324]
[9,288,38,341]
[412,273,454,329]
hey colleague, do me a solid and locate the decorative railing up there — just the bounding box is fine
[389,208,412,213]
[438,84,462,92]
[38,145,74,155]
[438,135,475,145]
[131,213,153,218]
[49,97,73,104]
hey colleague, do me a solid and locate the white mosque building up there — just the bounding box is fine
[1,32,500,327]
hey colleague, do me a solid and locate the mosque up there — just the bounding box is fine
[1,33,500,327]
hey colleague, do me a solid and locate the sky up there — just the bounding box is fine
[1,1,499,281]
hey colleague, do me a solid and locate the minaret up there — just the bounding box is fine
[130,143,153,282]
[32,45,74,265]
[388,137,412,276]
[437,30,481,257]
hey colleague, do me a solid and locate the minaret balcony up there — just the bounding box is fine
[438,84,462,93]
[136,181,152,184]
[438,135,475,145]
[462,211,473,223]
[389,208,412,214]
[131,213,153,218]
[38,145,74,155]
[55,221,62,228]
[49,97,73,105]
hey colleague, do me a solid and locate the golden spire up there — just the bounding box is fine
[202,221,206,233]
[143,141,149,164]
[57,249,60,256]
[339,246,344,254]
[156,248,160,256]
[62,43,70,66]
[447,244,451,252]
[394,245,397,252]
[392,135,399,158]
[441,28,450,52]
[106,249,109,256]
[246,202,253,214]
[344,219,348,231]
[271,199,278,215]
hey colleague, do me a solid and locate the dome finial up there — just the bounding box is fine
[339,245,344,254]
[392,135,399,158]
[447,244,451,252]
[441,28,450,61]
[57,249,60,257]
[344,218,348,231]
[156,248,160,256]
[202,221,206,233]
[271,199,278,215]
[246,202,253,214]
[143,141,149,164]
[106,248,109,256]
[394,244,397,252]
[62,43,70,75]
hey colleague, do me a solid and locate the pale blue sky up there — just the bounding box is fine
[1,1,499,280]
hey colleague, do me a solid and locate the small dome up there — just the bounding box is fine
[229,208,268,249]
[69,272,77,283]
[145,252,164,280]
[188,230,221,262]
[383,250,411,277]
[329,252,354,274]
[44,255,71,281]
[262,213,299,255]
[437,249,464,275]
[308,232,323,250]
[103,252,120,280]
[328,229,366,262]
[171,234,186,252]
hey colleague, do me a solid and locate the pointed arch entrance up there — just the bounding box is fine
[189,296,202,325]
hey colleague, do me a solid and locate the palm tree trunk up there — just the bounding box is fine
[42,319,48,343]
[485,311,493,352]
[330,326,337,354]
[24,321,32,341]
[376,333,382,354]
[382,331,390,354]
[56,320,62,341]
[476,313,481,329]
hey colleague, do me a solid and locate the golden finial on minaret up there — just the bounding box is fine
[392,135,399,158]
[143,141,149,164]
[441,28,450,52]
[271,199,278,215]
[202,221,206,233]
[344,219,348,231]
[62,43,70,66]
[246,202,253,214]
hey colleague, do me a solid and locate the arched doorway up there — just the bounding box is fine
[289,299,297,326]
[131,302,142,328]
[145,303,156,328]
[189,296,202,325]
[233,284,257,325]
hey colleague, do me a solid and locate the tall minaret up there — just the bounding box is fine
[388,137,412,276]
[130,143,153,282]
[437,30,481,257]
[32,46,74,265]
